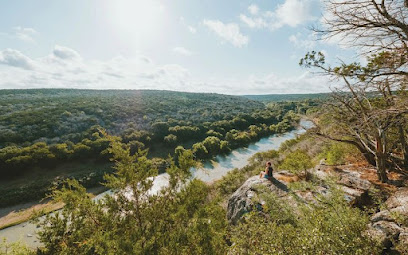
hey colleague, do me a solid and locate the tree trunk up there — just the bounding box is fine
[375,153,388,183]
[359,150,377,166]
[375,131,388,183]
[399,125,408,168]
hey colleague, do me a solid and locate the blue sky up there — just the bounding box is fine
[0,0,355,94]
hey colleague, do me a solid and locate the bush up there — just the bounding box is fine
[0,238,32,255]
[279,149,313,177]
[320,142,359,165]
[229,188,381,254]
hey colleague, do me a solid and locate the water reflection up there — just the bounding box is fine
[192,119,312,183]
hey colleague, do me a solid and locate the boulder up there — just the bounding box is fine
[226,172,331,224]
[371,187,408,223]
[312,165,373,207]
[385,188,408,210]
[226,175,292,224]
[368,188,408,249]
[337,170,371,190]
[367,221,403,247]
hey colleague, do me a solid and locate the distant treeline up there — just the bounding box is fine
[242,93,331,102]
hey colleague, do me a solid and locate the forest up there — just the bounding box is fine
[0,89,316,207]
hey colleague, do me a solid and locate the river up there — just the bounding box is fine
[0,119,313,248]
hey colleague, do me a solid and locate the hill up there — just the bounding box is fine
[242,93,330,103]
[0,89,264,147]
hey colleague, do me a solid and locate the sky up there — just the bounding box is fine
[0,0,356,95]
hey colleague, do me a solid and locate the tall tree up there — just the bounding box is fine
[300,0,408,182]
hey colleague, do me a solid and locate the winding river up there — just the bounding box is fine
[0,119,313,248]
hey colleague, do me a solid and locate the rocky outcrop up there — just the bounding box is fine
[226,175,291,224]
[314,163,373,207]
[368,188,408,248]
[227,162,408,251]
[227,164,377,225]
[226,171,330,224]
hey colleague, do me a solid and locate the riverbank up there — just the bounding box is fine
[0,186,108,230]
[0,120,312,249]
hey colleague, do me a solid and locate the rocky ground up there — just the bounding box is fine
[227,162,408,253]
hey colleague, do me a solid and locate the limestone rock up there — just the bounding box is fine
[385,188,408,210]
[337,170,371,191]
[368,188,408,249]
[312,165,373,206]
[226,175,291,224]
[368,221,403,247]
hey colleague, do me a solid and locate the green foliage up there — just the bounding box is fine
[0,238,32,255]
[215,164,261,197]
[249,149,279,164]
[279,136,303,152]
[318,142,360,165]
[192,142,208,159]
[279,149,313,176]
[0,89,310,207]
[168,125,201,142]
[163,134,177,145]
[36,134,227,254]
[229,188,381,254]
[206,130,223,139]
[287,180,317,192]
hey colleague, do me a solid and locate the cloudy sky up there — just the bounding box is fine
[0,0,355,94]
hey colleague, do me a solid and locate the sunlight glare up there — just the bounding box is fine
[107,0,165,49]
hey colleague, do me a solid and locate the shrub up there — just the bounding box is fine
[229,188,381,254]
[279,149,313,178]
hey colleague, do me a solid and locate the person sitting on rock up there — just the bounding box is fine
[259,161,273,179]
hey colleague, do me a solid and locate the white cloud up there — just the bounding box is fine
[203,19,249,47]
[53,45,82,60]
[180,16,197,34]
[289,32,316,49]
[0,26,37,43]
[239,14,267,29]
[240,0,320,31]
[172,47,193,56]
[244,71,331,94]
[188,26,197,34]
[13,26,37,42]
[0,46,332,94]
[0,46,192,91]
[248,4,259,15]
[0,49,36,70]
[275,0,317,28]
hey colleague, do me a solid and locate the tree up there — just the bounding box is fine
[192,142,209,159]
[202,136,222,155]
[36,133,226,254]
[279,150,313,179]
[163,134,177,145]
[300,0,408,182]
